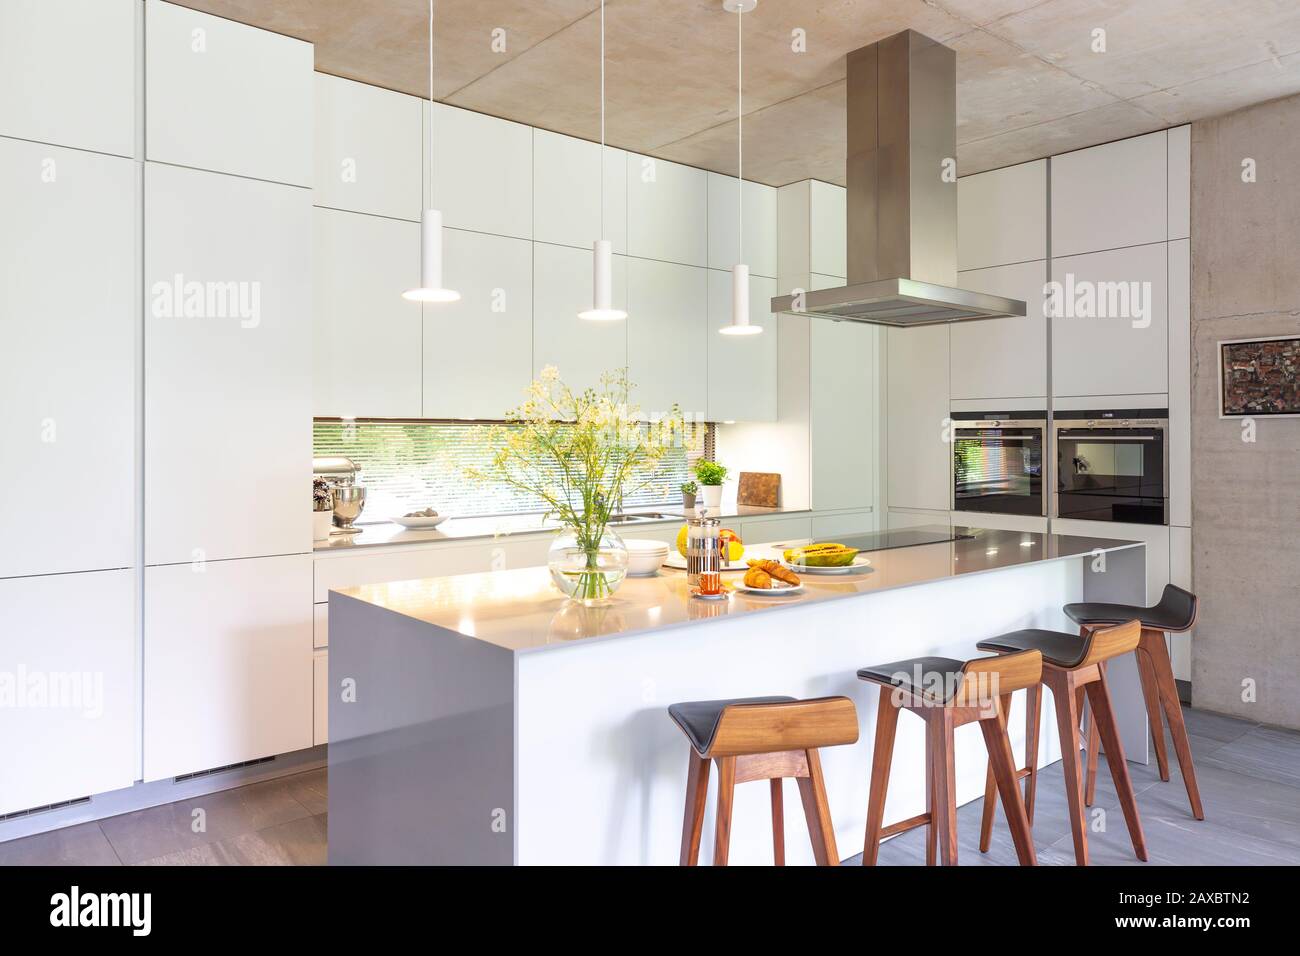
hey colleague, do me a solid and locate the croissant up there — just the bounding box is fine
[746,559,801,587]
[743,566,773,589]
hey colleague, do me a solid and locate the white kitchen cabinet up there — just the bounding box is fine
[887,325,951,511]
[0,0,137,157]
[314,602,329,649]
[707,173,779,278]
[1051,131,1167,258]
[146,0,312,187]
[1168,125,1190,241]
[428,102,532,240]
[314,73,422,221]
[1052,518,1169,606]
[1168,239,1191,527]
[775,181,845,289]
[888,509,952,532]
[957,160,1046,271]
[951,260,1048,401]
[707,270,778,423]
[738,515,813,545]
[626,153,707,266]
[144,162,312,565]
[626,258,709,418]
[532,242,627,392]
[422,228,533,419]
[313,207,422,418]
[533,129,626,252]
[0,139,136,578]
[144,555,313,781]
[1050,242,1168,398]
[811,510,877,539]
[314,650,329,746]
[0,570,135,816]
[809,181,847,279]
[812,319,877,511]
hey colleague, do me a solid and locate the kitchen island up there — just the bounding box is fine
[327,527,1148,865]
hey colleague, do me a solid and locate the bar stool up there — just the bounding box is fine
[669,695,859,866]
[1065,584,1204,820]
[858,650,1043,866]
[976,620,1148,866]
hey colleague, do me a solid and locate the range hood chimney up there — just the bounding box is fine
[770,30,1026,327]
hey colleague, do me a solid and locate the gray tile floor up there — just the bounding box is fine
[1,707,1297,865]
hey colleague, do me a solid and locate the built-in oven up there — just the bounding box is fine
[1053,410,1169,525]
[951,411,1047,517]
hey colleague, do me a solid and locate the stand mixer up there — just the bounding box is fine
[312,456,366,534]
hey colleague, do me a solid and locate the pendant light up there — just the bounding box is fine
[578,0,627,321]
[404,0,460,303]
[719,0,761,336]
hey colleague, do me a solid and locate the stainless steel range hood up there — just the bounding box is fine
[770,31,1026,327]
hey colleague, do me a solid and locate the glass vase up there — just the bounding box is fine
[547,527,629,605]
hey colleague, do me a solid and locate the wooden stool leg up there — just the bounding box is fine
[862,691,900,866]
[712,757,736,866]
[797,748,840,865]
[978,692,1012,853]
[679,752,710,866]
[980,702,1037,865]
[1024,682,1042,825]
[1049,671,1090,865]
[1142,628,1205,820]
[1086,670,1149,861]
[770,778,785,866]
[1081,682,1100,807]
[928,708,959,866]
[1135,643,1171,781]
[925,748,938,865]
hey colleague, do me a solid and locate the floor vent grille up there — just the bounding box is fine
[174,755,276,783]
[0,795,91,822]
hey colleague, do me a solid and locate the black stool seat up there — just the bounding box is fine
[976,629,1088,668]
[1063,583,1196,632]
[856,656,966,703]
[668,695,795,754]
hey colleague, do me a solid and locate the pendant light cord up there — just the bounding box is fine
[428,0,434,203]
[600,0,606,239]
[737,5,743,242]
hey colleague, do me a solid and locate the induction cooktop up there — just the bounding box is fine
[829,527,975,553]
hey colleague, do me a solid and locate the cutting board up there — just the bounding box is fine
[737,472,781,508]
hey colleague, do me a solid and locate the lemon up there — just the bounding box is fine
[676,524,689,557]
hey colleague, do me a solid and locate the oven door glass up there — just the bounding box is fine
[1056,428,1167,524]
[953,427,1044,516]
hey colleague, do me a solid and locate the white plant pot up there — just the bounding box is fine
[701,485,723,510]
[313,511,334,542]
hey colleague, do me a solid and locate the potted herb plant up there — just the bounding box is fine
[680,480,698,510]
[694,459,727,511]
[312,478,334,541]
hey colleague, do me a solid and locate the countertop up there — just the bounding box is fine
[314,506,804,552]
[334,527,1144,653]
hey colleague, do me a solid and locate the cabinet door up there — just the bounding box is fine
[812,320,877,511]
[314,650,329,746]
[707,174,778,278]
[812,510,877,539]
[951,260,1048,401]
[1051,131,1166,258]
[1050,243,1168,398]
[809,181,846,279]
[532,242,627,393]
[957,160,1046,271]
[0,139,136,578]
[0,0,136,157]
[707,270,777,422]
[145,162,312,565]
[429,103,532,240]
[533,130,626,252]
[886,325,950,511]
[0,570,135,816]
[144,555,313,781]
[422,228,533,419]
[626,258,708,418]
[146,0,312,187]
[626,153,707,266]
[313,208,422,418]
[314,73,422,221]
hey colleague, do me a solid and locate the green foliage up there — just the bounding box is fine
[694,459,727,486]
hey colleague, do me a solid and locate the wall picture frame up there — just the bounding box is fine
[1218,334,1300,418]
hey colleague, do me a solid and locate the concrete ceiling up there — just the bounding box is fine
[172,0,1300,185]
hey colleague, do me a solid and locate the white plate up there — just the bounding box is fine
[733,582,804,596]
[784,555,873,575]
[663,553,748,572]
[390,514,448,529]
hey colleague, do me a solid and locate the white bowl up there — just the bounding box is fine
[624,539,669,576]
[390,514,449,529]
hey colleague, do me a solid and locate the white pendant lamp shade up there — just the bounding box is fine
[578,239,626,320]
[403,209,460,303]
[719,0,761,335]
[719,263,760,335]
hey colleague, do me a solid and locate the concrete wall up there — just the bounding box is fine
[1190,94,1300,729]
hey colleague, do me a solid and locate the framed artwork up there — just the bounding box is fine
[1219,334,1300,418]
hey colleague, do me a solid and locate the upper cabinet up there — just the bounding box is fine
[533,130,626,253]
[812,320,877,512]
[313,207,423,419]
[146,0,312,187]
[626,153,708,267]
[428,102,532,240]
[144,162,312,565]
[951,260,1049,401]
[422,228,534,420]
[627,258,709,417]
[532,242,627,393]
[0,138,136,579]
[809,181,847,279]
[707,270,778,423]
[707,174,778,278]
[0,0,137,157]
[1167,124,1190,241]
[314,73,422,221]
[1050,131,1167,258]
[887,324,950,512]
[957,160,1047,271]
[776,180,845,290]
